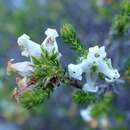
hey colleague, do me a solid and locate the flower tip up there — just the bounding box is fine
[68,64,83,80]
[45,28,59,38]
[100,46,105,51]
[21,33,30,39]
[83,84,98,93]
[17,33,30,44]
[89,45,99,52]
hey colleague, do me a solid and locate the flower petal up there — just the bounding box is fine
[7,59,33,77]
[83,71,98,93]
[80,106,93,122]
[41,28,60,56]
[68,64,83,80]
[45,28,59,38]
[17,34,41,58]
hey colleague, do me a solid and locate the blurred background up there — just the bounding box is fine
[0,0,130,130]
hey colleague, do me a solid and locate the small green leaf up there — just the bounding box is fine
[60,23,87,58]
[72,90,97,105]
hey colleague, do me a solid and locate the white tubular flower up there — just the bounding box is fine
[83,71,98,93]
[87,46,120,83]
[41,28,59,54]
[80,106,93,122]
[7,59,33,77]
[68,45,120,93]
[98,59,120,83]
[17,34,41,58]
[105,59,120,82]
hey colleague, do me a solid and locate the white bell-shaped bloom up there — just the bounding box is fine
[68,64,83,80]
[98,59,120,83]
[7,59,33,77]
[41,28,59,54]
[105,59,120,82]
[105,69,120,83]
[87,46,120,83]
[83,70,98,92]
[80,106,93,122]
[17,34,41,58]
[98,61,115,79]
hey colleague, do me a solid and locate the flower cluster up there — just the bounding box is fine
[7,24,121,109]
[7,28,61,101]
[68,46,120,92]
[17,28,61,60]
